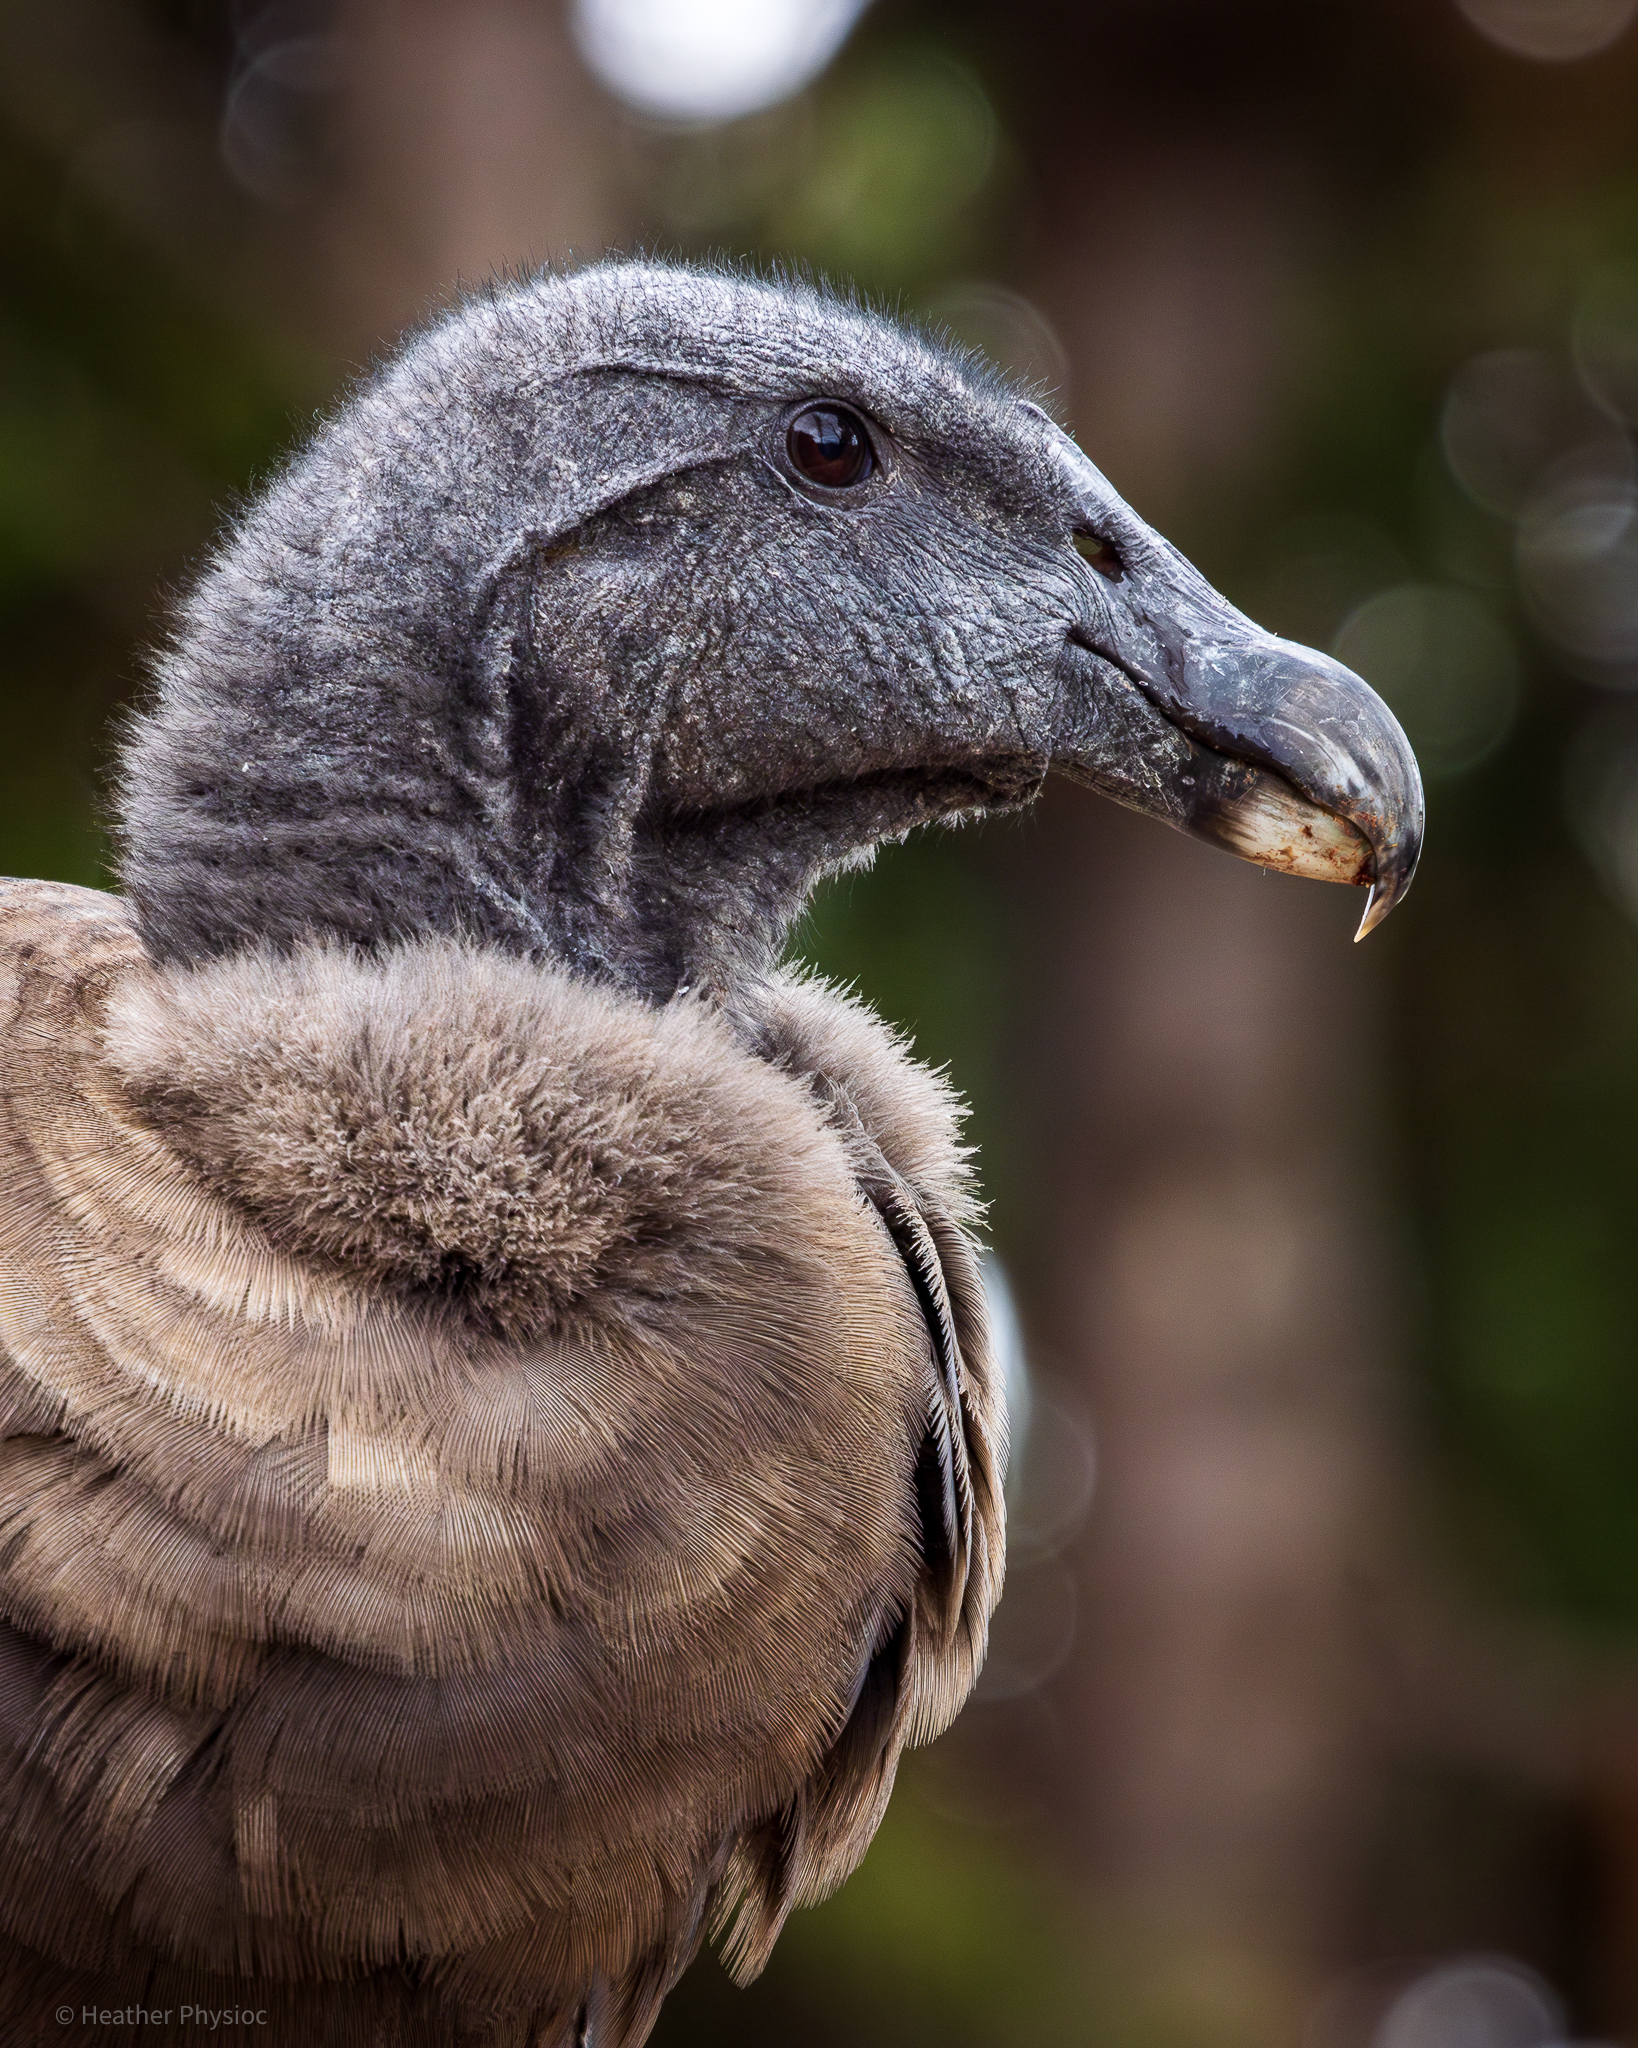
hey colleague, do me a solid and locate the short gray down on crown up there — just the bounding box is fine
[109,262,1254,1000]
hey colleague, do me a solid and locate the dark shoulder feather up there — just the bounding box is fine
[711,969,1006,1981]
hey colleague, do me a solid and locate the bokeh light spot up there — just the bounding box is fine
[925,282,1070,414]
[571,0,869,123]
[971,1553,1078,1703]
[1251,513,1410,651]
[1441,349,1611,519]
[983,1252,1030,1458]
[1574,261,1638,423]
[219,34,345,204]
[1517,466,1638,673]
[1562,704,1638,923]
[1453,0,1638,63]
[1372,1956,1564,2048]
[1333,584,1520,777]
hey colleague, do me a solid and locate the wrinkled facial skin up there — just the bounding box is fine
[527,377,1088,992]
[638,410,1069,808]
[118,263,1420,1002]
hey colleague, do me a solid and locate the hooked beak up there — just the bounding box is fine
[1046,438,1424,940]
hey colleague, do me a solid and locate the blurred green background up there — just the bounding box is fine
[7,0,1638,2039]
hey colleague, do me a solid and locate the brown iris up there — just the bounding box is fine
[786,405,874,489]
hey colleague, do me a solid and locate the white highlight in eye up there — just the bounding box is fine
[571,0,870,123]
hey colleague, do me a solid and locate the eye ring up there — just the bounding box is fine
[781,402,878,494]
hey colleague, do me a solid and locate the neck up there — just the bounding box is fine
[120,589,1039,1007]
[117,455,1034,999]
[118,712,1006,1008]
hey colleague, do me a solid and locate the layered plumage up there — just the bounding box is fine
[0,260,1420,2045]
[0,882,997,2045]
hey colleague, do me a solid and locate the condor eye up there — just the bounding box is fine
[786,405,874,490]
[1074,530,1123,580]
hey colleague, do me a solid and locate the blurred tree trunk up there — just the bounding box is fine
[1014,786,1396,2016]
[1009,137,1401,2024]
[326,0,621,353]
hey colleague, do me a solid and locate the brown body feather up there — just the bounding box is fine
[0,880,1003,2046]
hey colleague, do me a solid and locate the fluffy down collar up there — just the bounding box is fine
[103,928,978,1344]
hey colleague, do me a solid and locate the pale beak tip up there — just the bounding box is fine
[1354,868,1409,942]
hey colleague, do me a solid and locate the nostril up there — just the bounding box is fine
[1073,530,1123,580]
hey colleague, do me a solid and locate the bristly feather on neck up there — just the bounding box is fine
[113,260,1071,999]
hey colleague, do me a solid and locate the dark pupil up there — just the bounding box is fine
[787,406,872,489]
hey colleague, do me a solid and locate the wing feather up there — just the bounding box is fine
[705,972,1007,1981]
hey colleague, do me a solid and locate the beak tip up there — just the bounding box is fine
[1353,856,1417,942]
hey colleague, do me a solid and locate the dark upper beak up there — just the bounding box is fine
[1044,433,1424,939]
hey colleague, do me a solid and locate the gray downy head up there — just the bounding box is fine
[117,258,1424,1001]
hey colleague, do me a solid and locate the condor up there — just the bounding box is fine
[0,261,1420,2048]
